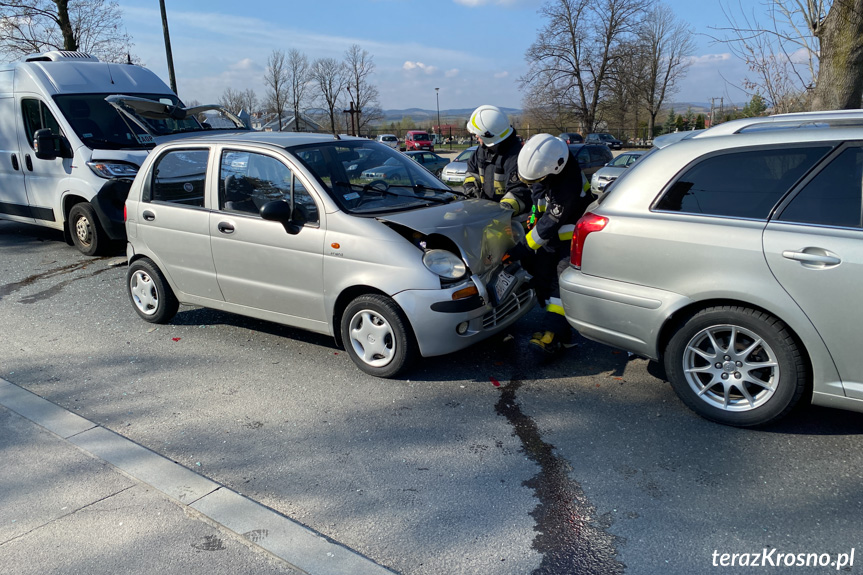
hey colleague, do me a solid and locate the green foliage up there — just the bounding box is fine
[695,114,706,129]
[741,94,768,117]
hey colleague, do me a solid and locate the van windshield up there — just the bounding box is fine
[411,133,430,141]
[54,93,195,150]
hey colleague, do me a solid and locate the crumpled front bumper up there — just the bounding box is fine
[395,265,535,357]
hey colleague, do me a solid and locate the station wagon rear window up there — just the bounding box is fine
[655,146,832,219]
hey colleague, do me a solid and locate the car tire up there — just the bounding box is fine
[68,202,106,256]
[340,294,417,378]
[126,258,179,324]
[663,306,806,427]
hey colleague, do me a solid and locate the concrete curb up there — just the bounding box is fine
[0,378,397,575]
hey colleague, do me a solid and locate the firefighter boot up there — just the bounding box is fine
[528,330,565,361]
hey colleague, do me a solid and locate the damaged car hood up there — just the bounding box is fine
[378,199,517,275]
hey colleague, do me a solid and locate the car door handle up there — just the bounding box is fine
[781,250,841,265]
[24,154,33,171]
[142,210,155,221]
[11,154,18,171]
[217,222,235,234]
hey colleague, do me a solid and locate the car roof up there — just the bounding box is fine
[155,131,357,148]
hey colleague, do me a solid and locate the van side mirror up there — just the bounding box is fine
[34,129,73,160]
[260,200,300,235]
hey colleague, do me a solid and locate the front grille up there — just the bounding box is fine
[482,285,534,329]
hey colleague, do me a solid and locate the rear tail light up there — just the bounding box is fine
[123,204,127,221]
[571,212,608,269]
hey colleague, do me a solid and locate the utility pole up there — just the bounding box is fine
[159,0,177,95]
[435,87,441,135]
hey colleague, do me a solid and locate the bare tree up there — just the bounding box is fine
[264,49,289,131]
[218,87,246,114]
[344,44,382,135]
[286,49,310,131]
[716,0,863,111]
[639,3,695,138]
[241,88,257,114]
[520,0,652,133]
[522,70,584,133]
[310,57,346,134]
[0,0,135,62]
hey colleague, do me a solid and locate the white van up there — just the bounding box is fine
[0,51,246,255]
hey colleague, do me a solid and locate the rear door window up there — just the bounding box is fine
[655,146,831,219]
[147,149,210,207]
[777,146,863,228]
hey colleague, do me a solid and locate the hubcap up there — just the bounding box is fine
[129,270,159,315]
[75,215,92,246]
[348,309,395,368]
[682,324,779,412]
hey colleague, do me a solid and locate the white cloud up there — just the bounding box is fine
[445,68,460,78]
[403,61,438,74]
[688,53,732,65]
[494,71,509,79]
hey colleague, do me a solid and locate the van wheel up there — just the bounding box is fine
[663,306,806,427]
[126,258,179,324]
[68,202,105,256]
[340,294,416,378]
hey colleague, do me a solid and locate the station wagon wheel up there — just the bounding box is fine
[126,258,179,324]
[664,306,806,427]
[68,202,105,256]
[340,294,417,378]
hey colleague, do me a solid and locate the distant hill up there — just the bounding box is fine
[378,107,523,124]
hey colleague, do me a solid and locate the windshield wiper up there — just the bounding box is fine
[384,184,453,203]
[415,183,466,197]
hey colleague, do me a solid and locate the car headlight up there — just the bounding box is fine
[87,161,139,179]
[423,249,467,280]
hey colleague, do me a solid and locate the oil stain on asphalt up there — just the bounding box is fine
[496,377,625,575]
[0,258,116,303]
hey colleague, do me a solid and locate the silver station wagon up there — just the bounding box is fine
[124,132,535,377]
[561,110,863,426]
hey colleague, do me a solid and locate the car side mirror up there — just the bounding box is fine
[34,129,73,160]
[260,200,300,235]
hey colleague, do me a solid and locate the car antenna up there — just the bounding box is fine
[333,133,341,140]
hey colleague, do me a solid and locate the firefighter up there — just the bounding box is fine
[463,105,531,216]
[511,133,593,358]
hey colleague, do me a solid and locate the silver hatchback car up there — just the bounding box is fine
[124,133,535,377]
[561,111,863,426]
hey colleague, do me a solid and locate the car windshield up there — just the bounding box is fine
[291,140,457,214]
[455,147,477,162]
[609,153,641,167]
[53,93,185,149]
[599,134,616,141]
[412,133,430,141]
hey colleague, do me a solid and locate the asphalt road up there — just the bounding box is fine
[2,220,862,575]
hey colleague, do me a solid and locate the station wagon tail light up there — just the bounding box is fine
[571,212,608,269]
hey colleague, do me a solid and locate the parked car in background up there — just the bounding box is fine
[567,143,614,179]
[125,133,535,378]
[590,150,647,196]
[376,134,399,149]
[561,110,863,426]
[559,132,584,144]
[586,132,623,149]
[405,151,449,176]
[404,130,434,152]
[441,146,478,187]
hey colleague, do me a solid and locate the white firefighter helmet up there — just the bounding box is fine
[517,134,569,184]
[466,105,513,147]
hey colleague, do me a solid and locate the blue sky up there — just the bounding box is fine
[118,0,755,111]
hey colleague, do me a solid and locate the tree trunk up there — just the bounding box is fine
[53,0,76,51]
[812,0,863,110]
